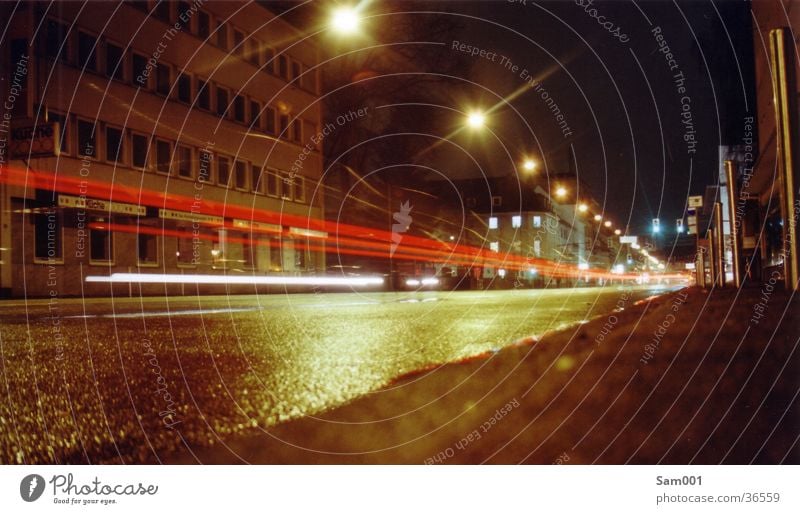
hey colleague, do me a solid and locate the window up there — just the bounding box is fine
[301,64,315,92]
[77,119,96,158]
[177,2,192,24]
[197,11,210,39]
[304,121,318,148]
[269,237,282,270]
[265,106,276,133]
[137,233,158,265]
[233,94,245,123]
[279,114,289,137]
[196,78,210,109]
[153,1,170,23]
[105,42,124,80]
[177,73,192,103]
[263,47,275,74]
[489,242,500,253]
[234,161,248,190]
[155,139,172,174]
[132,53,148,86]
[131,133,149,169]
[291,60,301,81]
[488,217,498,230]
[242,233,256,269]
[247,40,260,66]
[250,100,261,129]
[217,156,231,187]
[251,164,262,193]
[294,176,306,203]
[48,111,69,154]
[90,217,114,263]
[533,239,541,257]
[216,21,228,49]
[45,19,69,61]
[176,235,195,266]
[280,173,293,199]
[266,169,279,197]
[105,126,124,163]
[78,32,97,71]
[177,145,193,178]
[278,54,289,79]
[34,210,62,263]
[292,120,302,142]
[216,86,229,117]
[198,149,213,182]
[512,215,522,228]
[532,215,542,228]
[492,196,502,207]
[232,28,244,55]
[156,64,170,95]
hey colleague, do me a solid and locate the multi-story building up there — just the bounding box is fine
[0,1,324,297]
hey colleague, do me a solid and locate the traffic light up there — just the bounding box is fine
[652,218,660,233]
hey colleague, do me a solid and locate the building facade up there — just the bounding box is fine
[0,1,325,297]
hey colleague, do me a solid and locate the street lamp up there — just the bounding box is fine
[555,186,567,198]
[594,214,602,222]
[604,220,612,228]
[330,6,360,34]
[466,110,486,129]
[522,158,537,172]
[614,229,621,236]
[578,203,588,213]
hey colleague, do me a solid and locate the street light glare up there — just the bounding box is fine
[594,214,602,222]
[523,159,537,171]
[467,111,486,129]
[578,203,588,213]
[604,220,612,228]
[614,229,622,235]
[331,7,360,34]
[555,186,567,198]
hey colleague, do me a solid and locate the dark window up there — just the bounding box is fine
[105,42,124,80]
[265,107,276,133]
[217,21,228,49]
[177,73,192,103]
[251,164,262,193]
[90,218,113,263]
[250,100,261,129]
[77,120,96,157]
[234,160,247,190]
[292,120,302,142]
[132,133,149,168]
[263,47,275,74]
[48,112,69,154]
[294,176,306,203]
[34,210,62,262]
[177,236,194,265]
[196,79,210,109]
[156,139,172,174]
[279,114,289,137]
[217,156,230,186]
[197,11,211,39]
[216,87,229,117]
[156,65,170,95]
[78,32,97,71]
[304,121,317,148]
[132,53,148,86]
[138,233,158,265]
[247,40,260,66]
[153,1,170,23]
[177,2,191,22]
[105,126,123,163]
[45,19,69,61]
[280,173,292,199]
[267,170,279,196]
[291,61,301,81]
[233,95,245,123]
[232,29,244,55]
[198,150,213,182]
[278,54,288,79]
[177,145,192,178]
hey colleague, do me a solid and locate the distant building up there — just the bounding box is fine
[0,1,324,297]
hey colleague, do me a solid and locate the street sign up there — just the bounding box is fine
[688,195,703,208]
[619,235,638,245]
[59,194,145,216]
[10,122,60,158]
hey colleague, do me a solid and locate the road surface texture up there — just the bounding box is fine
[0,285,668,464]
[176,286,799,464]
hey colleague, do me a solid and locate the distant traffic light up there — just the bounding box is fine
[652,218,660,233]
[676,218,684,233]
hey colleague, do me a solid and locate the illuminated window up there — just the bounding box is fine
[488,217,498,229]
[532,215,542,228]
[512,215,522,228]
[489,242,499,252]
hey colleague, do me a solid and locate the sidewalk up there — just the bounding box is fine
[175,286,799,464]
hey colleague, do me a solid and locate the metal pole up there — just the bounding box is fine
[769,28,800,290]
[725,161,742,287]
[714,202,725,287]
[707,229,716,287]
[696,246,705,288]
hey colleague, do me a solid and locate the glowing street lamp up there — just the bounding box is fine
[522,159,537,172]
[554,186,567,198]
[604,220,612,228]
[614,229,621,236]
[594,214,602,222]
[578,203,588,213]
[330,6,360,34]
[466,110,486,129]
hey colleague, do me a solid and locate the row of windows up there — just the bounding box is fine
[488,215,545,230]
[44,111,310,203]
[34,213,310,270]
[42,18,317,143]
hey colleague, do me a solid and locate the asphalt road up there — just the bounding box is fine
[0,285,673,463]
